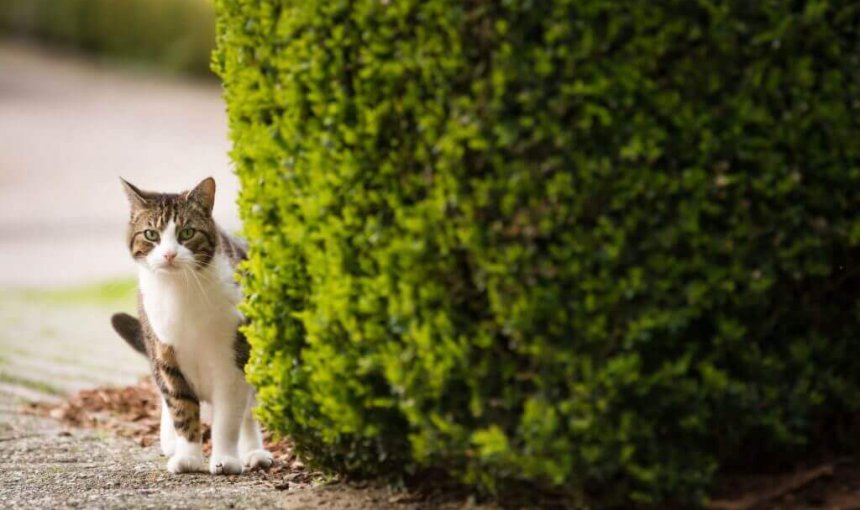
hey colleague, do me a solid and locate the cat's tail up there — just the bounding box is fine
[110,313,146,356]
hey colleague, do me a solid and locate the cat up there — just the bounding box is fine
[109,177,273,475]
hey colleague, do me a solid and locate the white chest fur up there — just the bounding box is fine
[139,253,243,402]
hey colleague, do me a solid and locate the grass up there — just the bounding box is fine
[1,346,126,373]
[12,278,137,308]
[0,371,64,396]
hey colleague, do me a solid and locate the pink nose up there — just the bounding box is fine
[164,251,177,263]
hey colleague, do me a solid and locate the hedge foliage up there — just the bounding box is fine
[0,0,214,76]
[215,0,860,506]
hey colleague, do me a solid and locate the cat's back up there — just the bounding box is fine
[218,227,247,268]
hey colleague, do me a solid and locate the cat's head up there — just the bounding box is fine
[120,177,218,274]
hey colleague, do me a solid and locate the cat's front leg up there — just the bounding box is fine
[239,390,274,471]
[209,379,248,475]
[164,392,205,473]
[160,397,176,456]
[153,346,206,474]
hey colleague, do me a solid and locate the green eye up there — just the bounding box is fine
[143,229,159,242]
[178,227,196,241]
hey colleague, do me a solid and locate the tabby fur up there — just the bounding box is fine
[111,177,272,475]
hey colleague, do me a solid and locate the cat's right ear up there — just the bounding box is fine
[120,178,151,210]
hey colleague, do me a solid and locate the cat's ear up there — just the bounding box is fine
[120,178,152,210]
[188,177,216,214]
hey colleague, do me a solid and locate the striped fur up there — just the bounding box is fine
[110,312,251,372]
[122,178,237,269]
[113,177,272,475]
[110,312,145,355]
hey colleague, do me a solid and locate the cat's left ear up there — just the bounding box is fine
[120,178,152,210]
[187,177,216,215]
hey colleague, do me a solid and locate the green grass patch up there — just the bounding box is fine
[0,371,64,396]
[11,278,137,308]
[0,346,125,373]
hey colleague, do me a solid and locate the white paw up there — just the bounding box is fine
[242,449,274,471]
[167,454,206,474]
[161,438,176,457]
[210,455,243,475]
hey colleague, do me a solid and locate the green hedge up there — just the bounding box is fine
[0,0,214,76]
[215,0,860,506]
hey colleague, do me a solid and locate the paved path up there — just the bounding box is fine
[0,392,447,510]
[0,41,241,288]
[0,285,149,399]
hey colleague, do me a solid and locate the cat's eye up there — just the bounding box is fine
[143,229,160,242]
[178,227,196,241]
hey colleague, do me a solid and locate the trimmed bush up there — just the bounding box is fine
[0,0,214,76]
[215,0,860,506]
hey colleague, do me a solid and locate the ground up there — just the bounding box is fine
[0,391,476,510]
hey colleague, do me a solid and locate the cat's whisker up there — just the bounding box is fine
[191,268,223,287]
[187,264,228,288]
[181,265,191,292]
[187,266,215,308]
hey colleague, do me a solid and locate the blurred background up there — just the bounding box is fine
[0,0,234,400]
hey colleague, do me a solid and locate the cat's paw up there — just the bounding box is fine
[210,455,243,475]
[161,436,176,457]
[167,454,206,474]
[161,442,175,457]
[242,449,274,471]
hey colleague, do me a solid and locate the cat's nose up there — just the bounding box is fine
[163,251,177,263]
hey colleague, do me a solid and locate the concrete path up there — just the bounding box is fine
[0,283,148,400]
[0,392,450,510]
[0,40,241,288]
